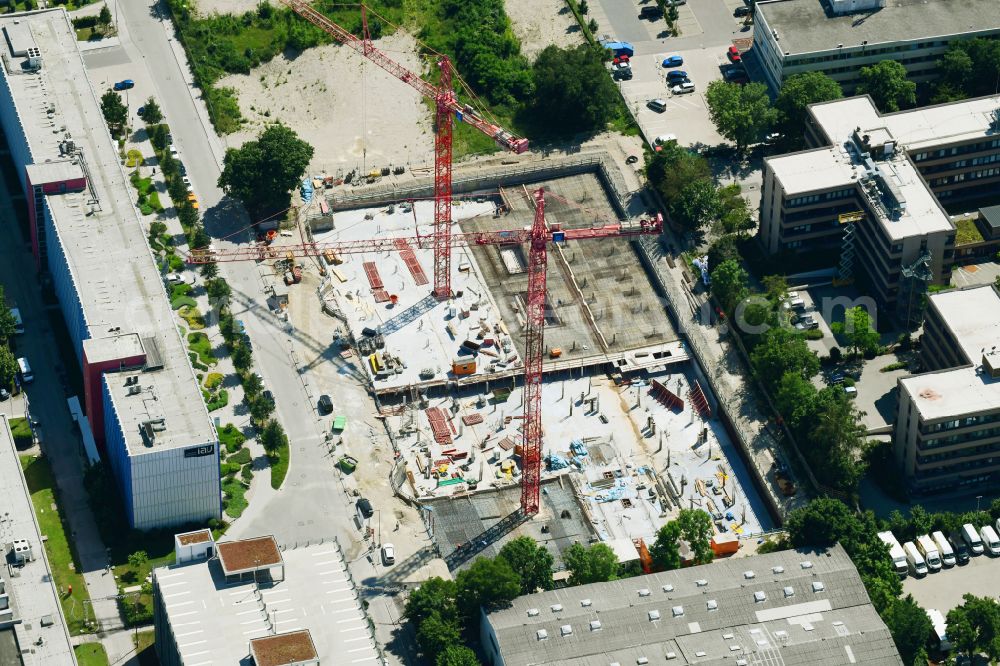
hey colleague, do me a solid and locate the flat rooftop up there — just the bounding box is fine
[0,417,75,665]
[927,285,1000,364]
[767,94,1000,241]
[899,366,1000,421]
[0,9,213,453]
[154,538,379,664]
[485,544,902,666]
[756,0,1000,57]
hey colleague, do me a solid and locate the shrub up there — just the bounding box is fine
[227,448,252,465]
[217,423,246,453]
[204,372,224,389]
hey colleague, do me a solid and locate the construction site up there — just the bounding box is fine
[193,0,778,575]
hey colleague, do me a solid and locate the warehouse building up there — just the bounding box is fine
[481,544,901,666]
[752,0,1000,94]
[759,94,1000,322]
[153,532,380,666]
[0,416,75,666]
[895,285,1000,496]
[0,9,220,529]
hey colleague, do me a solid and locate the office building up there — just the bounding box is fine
[0,9,220,529]
[759,94,1000,322]
[481,544,901,666]
[895,285,1000,496]
[753,0,1000,94]
[0,416,76,666]
[153,532,380,665]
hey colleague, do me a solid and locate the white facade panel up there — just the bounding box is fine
[129,442,221,530]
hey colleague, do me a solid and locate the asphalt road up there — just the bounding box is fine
[108,1,410,659]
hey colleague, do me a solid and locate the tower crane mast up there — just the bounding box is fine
[189,192,662,516]
[278,0,528,300]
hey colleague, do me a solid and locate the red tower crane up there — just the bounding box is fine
[279,0,529,300]
[189,191,662,516]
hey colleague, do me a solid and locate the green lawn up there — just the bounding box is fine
[170,283,197,310]
[19,455,92,635]
[222,477,248,518]
[9,416,33,448]
[227,448,252,465]
[217,423,246,454]
[74,643,110,666]
[269,439,290,490]
[179,306,206,330]
[187,331,216,366]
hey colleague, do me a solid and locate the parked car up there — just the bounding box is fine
[949,530,971,564]
[723,67,748,83]
[612,66,633,81]
[182,175,192,191]
[728,45,742,63]
[647,98,667,113]
[381,543,396,565]
[355,497,374,519]
[734,5,750,17]
[165,273,186,286]
[662,55,684,68]
[262,389,274,404]
[169,144,179,157]
[670,81,696,94]
[113,79,135,91]
[0,387,9,401]
[187,192,199,210]
[639,5,662,19]
[613,54,631,65]
[666,70,689,82]
[794,315,819,330]
[318,394,333,414]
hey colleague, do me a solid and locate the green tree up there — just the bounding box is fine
[205,278,231,303]
[772,371,817,424]
[587,18,598,33]
[232,344,252,372]
[669,179,720,231]
[705,80,778,152]
[707,235,741,273]
[646,142,712,204]
[531,44,619,138]
[249,396,275,425]
[100,90,128,136]
[785,498,865,549]
[710,259,749,315]
[856,60,916,112]
[141,97,163,125]
[404,577,459,626]
[98,4,112,26]
[0,285,18,345]
[750,327,820,390]
[563,542,618,586]
[127,550,149,570]
[416,613,462,657]
[717,184,754,236]
[883,595,933,665]
[456,557,521,620]
[497,536,554,595]
[260,419,287,452]
[946,595,1000,661]
[0,347,19,390]
[762,275,789,305]
[774,71,842,139]
[834,306,880,357]
[242,372,263,398]
[201,261,219,279]
[677,508,714,565]
[218,124,314,218]
[436,646,481,666]
[649,521,682,571]
[803,386,869,492]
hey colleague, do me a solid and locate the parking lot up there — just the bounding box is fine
[903,549,1000,615]
[621,47,730,148]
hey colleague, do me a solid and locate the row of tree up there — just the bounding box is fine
[0,287,21,395]
[933,38,1000,104]
[704,252,870,494]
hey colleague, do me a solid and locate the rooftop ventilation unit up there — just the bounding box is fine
[827,0,885,14]
[11,538,33,563]
[983,351,1000,378]
[527,608,539,617]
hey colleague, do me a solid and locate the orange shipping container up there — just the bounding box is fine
[452,358,477,376]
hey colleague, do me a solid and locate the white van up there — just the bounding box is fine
[963,523,984,555]
[916,534,942,571]
[17,357,32,383]
[10,308,23,335]
[877,531,908,577]
[980,525,1000,556]
[932,531,956,567]
[903,541,927,577]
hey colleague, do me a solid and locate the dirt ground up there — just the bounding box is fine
[217,30,434,175]
[505,0,587,59]
[198,0,258,15]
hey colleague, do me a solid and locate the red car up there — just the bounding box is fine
[613,54,631,65]
[728,45,742,63]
